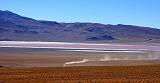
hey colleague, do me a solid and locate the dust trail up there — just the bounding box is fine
[99,55,111,61]
[63,59,89,66]
[100,53,160,61]
[99,55,135,61]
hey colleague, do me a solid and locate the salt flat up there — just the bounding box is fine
[0,41,160,51]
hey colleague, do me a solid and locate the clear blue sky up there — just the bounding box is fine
[0,0,160,28]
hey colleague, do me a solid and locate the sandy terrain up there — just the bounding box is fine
[1,65,160,83]
[0,48,160,67]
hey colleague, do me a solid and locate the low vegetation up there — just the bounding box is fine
[0,65,160,83]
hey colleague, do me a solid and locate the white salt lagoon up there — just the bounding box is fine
[0,41,160,52]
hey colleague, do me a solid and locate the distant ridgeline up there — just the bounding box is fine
[0,10,160,43]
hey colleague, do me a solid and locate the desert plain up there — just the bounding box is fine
[0,41,160,83]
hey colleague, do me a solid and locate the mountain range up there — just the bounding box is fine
[0,10,160,43]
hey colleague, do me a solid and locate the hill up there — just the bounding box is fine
[0,10,160,43]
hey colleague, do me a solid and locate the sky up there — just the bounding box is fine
[0,0,160,28]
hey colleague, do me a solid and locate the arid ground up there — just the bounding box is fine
[0,47,160,67]
[0,48,160,83]
[0,42,160,83]
[1,65,160,83]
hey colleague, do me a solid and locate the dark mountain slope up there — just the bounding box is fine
[0,10,160,43]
